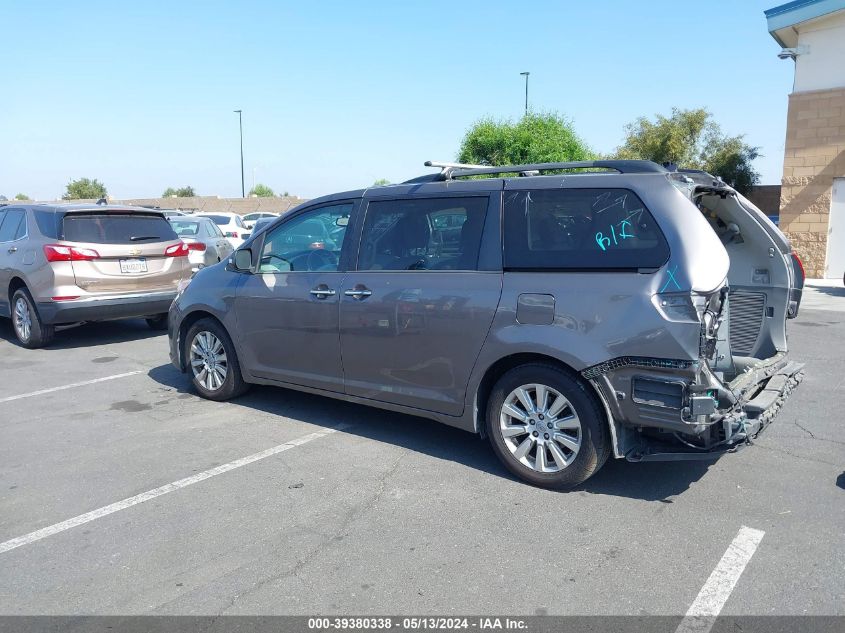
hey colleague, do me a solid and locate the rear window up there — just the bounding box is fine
[201,215,230,225]
[62,213,178,244]
[170,220,201,236]
[503,188,669,270]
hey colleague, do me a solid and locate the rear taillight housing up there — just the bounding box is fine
[43,244,100,262]
[186,241,206,252]
[164,242,190,257]
[792,251,805,282]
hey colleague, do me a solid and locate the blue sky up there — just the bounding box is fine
[0,0,793,200]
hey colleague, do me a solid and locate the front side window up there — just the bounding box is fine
[258,203,352,273]
[358,197,488,271]
[503,188,669,270]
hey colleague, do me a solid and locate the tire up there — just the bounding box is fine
[145,314,169,330]
[486,363,610,489]
[10,288,55,349]
[184,317,248,401]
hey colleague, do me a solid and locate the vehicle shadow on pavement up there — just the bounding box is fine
[148,363,713,501]
[808,285,845,298]
[0,318,163,350]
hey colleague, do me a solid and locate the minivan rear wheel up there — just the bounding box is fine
[11,288,55,349]
[486,363,609,489]
[185,318,248,401]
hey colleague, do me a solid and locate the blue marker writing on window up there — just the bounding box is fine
[595,220,636,251]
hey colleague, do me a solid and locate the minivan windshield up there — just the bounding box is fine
[62,213,178,244]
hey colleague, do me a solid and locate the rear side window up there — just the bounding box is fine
[62,214,178,244]
[359,197,488,271]
[34,210,62,239]
[503,188,669,270]
[0,208,25,242]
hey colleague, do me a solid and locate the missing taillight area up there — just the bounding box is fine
[43,244,100,262]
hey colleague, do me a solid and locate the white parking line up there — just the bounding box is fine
[0,424,350,555]
[675,526,765,633]
[0,370,144,404]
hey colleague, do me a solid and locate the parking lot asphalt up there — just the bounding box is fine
[0,304,842,616]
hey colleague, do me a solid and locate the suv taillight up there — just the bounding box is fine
[43,244,100,262]
[165,242,190,257]
[186,241,206,252]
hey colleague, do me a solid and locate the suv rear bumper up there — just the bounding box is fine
[37,291,177,325]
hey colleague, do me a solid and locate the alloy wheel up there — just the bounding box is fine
[13,297,32,343]
[190,331,228,391]
[499,383,582,473]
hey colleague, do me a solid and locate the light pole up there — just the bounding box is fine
[520,71,530,116]
[234,110,245,197]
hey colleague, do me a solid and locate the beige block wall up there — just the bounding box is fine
[780,87,845,278]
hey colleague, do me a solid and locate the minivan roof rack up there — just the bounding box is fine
[447,160,666,179]
[402,159,666,184]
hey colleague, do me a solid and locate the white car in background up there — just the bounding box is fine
[195,212,249,248]
[242,211,279,230]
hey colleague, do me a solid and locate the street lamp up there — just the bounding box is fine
[234,110,245,198]
[520,71,530,116]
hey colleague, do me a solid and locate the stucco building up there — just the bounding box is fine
[767,0,845,278]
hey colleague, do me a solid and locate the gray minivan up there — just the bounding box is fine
[168,160,805,488]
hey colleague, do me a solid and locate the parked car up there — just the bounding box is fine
[242,212,279,230]
[169,160,804,489]
[160,209,187,218]
[0,203,193,348]
[168,217,235,271]
[249,216,277,237]
[195,212,249,248]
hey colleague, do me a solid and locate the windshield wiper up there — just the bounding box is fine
[129,235,161,241]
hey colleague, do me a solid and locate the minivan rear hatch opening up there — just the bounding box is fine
[59,211,184,294]
[673,174,805,447]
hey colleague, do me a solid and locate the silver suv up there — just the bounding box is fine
[168,160,805,488]
[0,203,192,348]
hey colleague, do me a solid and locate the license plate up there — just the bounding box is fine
[119,258,148,274]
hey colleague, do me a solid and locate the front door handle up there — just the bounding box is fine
[7,247,17,254]
[344,287,372,300]
[310,285,336,299]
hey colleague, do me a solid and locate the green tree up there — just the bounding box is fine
[249,183,275,197]
[373,178,391,186]
[14,193,30,200]
[615,107,760,193]
[458,111,593,167]
[163,186,196,197]
[63,177,107,200]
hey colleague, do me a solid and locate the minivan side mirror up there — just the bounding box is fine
[233,248,253,271]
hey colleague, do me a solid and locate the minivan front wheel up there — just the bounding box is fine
[486,364,609,489]
[185,318,248,401]
[11,288,55,349]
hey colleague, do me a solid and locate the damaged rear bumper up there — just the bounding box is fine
[587,353,805,462]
